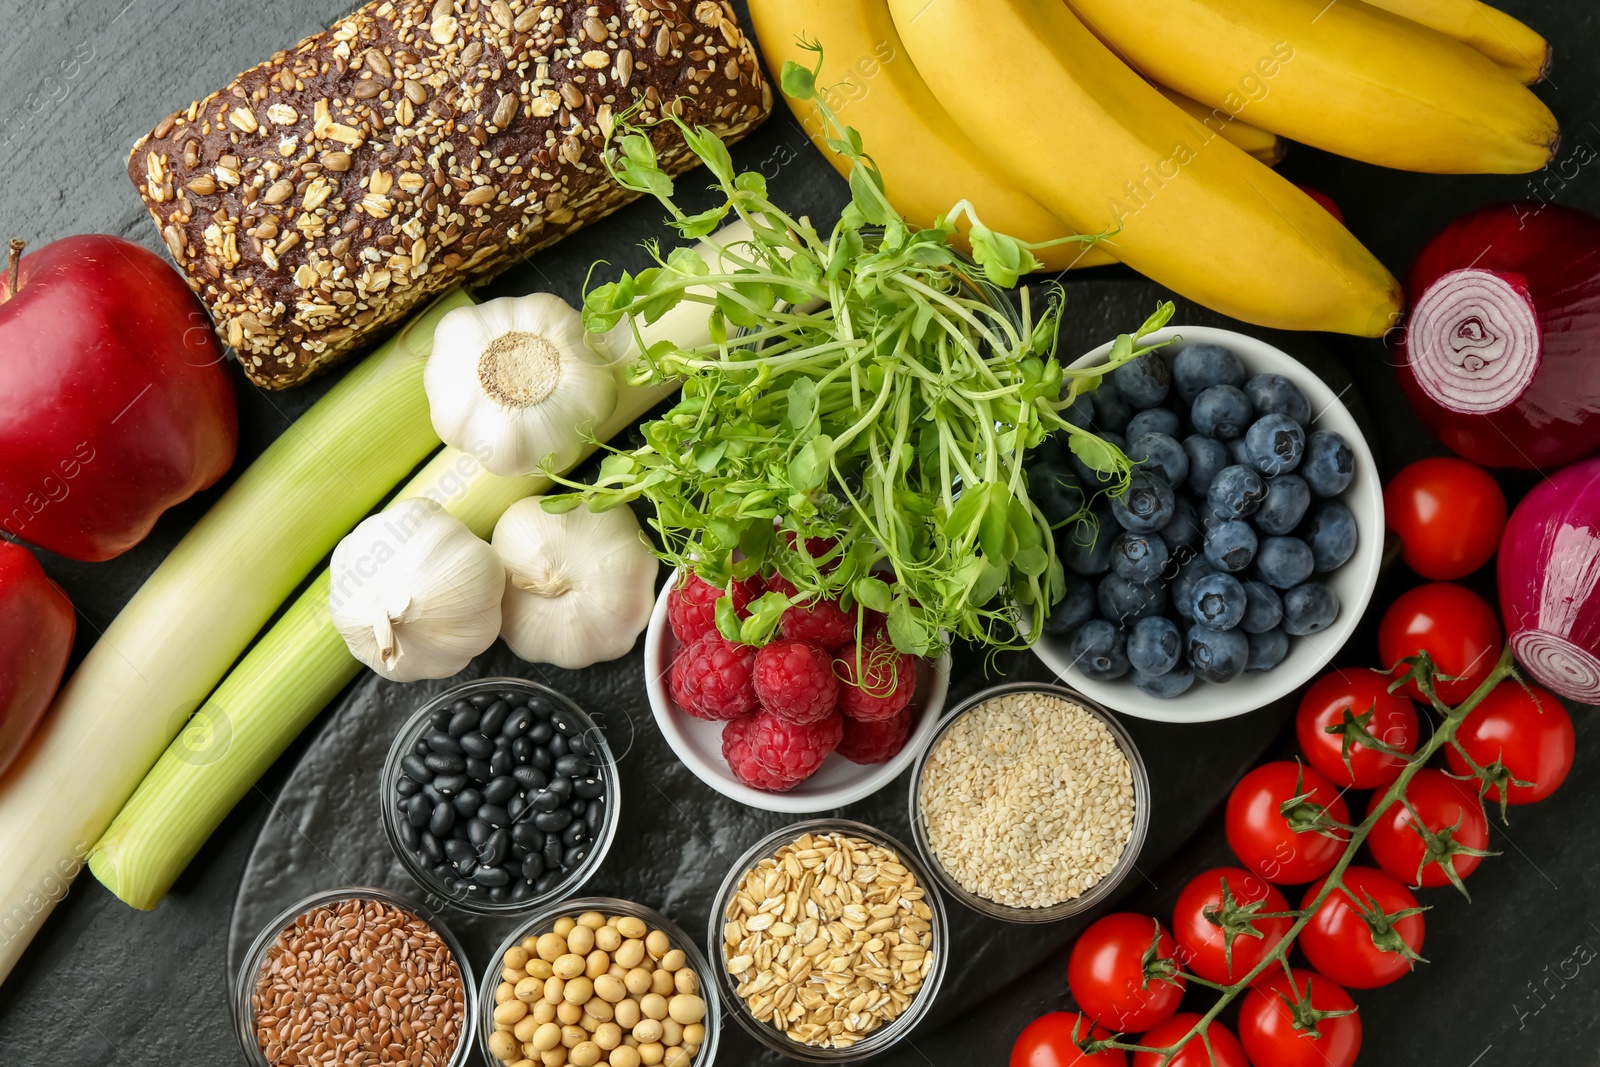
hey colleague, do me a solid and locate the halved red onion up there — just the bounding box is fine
[1407,268,1540,414]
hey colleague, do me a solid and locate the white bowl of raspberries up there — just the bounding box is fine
[643,568,952,813]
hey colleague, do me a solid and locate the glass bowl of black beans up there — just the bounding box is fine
[382,678,621,914]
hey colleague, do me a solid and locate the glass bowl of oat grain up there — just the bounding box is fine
[908,682,1151,922]
[708,819,948,1062]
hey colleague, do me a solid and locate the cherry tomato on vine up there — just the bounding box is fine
[1067,914,1185,1033]
[1378,583,1502,705]
[1238,969,1362,1067]
[1225,762,1351,885]
[1011,1012,1125,1067]
[1130,1014,1248,1067]
[1366,768,1491,890]
[1383,458,1507,580]
[1298,866,1426,989]
[1171,866,1292,986]
[1296,670,1420,789]
[1445,681,1575,806]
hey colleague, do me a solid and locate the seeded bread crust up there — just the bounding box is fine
[128,0,771,389]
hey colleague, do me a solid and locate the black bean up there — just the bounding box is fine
[528,722,554,745]
[479,828,511,869]
[444,837,475,865]
[467,818,492,849]
[574,776,606,800]
[513,736,536,761]
[488,882,512,901]
[423,751,464,774]
[542,834,564,871]
[399,821,421,851]
[479,700,510,735]
[482,776,517,806]
[533,809,573,833]
[447,702,478,735]
[511,879,532,901]
[535,870,564,895]
[441,876,466,895]
[465,757,492,782]
[567,799,587,818]
[508,795,527,821]
[424,729,462,755]
[547,776,574,802]
[530,747,553,772]
[456,857,478,879]
[585,796,606,834]
[551,710,581,737]
[414,738,430,757]
[480,803,511,829]
[422,783,444,804]
[459,732,494,759]
[401,754,431,782]
[501,707,534,739]
[429,801,456,837]
[428,708,451,731]
[531,790,561,813]
[406,793,431,828]
[548,734,568,759]
[396,775,421,797]
[451,789,482,818]
[563,843,591,868]
[553,754,589,778]
[433,773,468,796]
[489,749,514,777]
[470,693,496,709]
[419,831,444,865]
[522,853,546,882]
[528,695,556,720]
[569,732,592,756]
[513,766,549,793]
[562,820,588,847]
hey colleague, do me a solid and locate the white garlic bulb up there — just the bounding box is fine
[329,497,505,682]
[424,293,619,477]
[493,497,660,669]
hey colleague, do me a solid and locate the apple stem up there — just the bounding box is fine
[6,240,23,296]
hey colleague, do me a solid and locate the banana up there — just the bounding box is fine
[888,0,1401,337]
[746,0,1115,271]
[1064,0,1557,174]
[1363,0,1549,83]
[1153,84,1284,164]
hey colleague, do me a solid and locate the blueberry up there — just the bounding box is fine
[1112,471,1176,534]
[1227,436,1253,469]
[1097,573,1169,626]
[1304,501,1358,573]
[1127,407,1181,442]
[1062,394,1094,430]
[1256,536,1315,589]
[1029,461,1086,527]
[1255,475,1311,536]
[1128,616,1183,675]
[1191,385,1254,440]
[1044,573,1097,636]
[1282,582,1340,635]
[1060,505,1119,576]
[1091,387,1134,435]
[1160,495,1201,549]
[1208,465,1267,521]
[1171,555,1217,622]
[1239,580,1284,634]
[1204,520,1258,573]
[1070,620,1131,680]
[1072,432,1126,490]
[1128,432,1189,488]
[1246,628,1291,672]
[1184,434,1232,498]
[1244,414,1306,476]
[1190,572,1247,631]
[1245,373,1311,426]
[1135,664,1196,698]
[1173,343,1247,403]
[1112,531,1170,584]
[1187,625,1249,682]
[1112,351,1172,408]
[1303,431,1355,496]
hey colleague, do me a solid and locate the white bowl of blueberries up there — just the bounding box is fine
[1030,326,1383,723]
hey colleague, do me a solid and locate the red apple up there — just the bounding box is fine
[0,540,75,778]
[0,235,237,561]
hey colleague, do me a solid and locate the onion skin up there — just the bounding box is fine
[1499,457,1600,701]
[1397,201,1600,469]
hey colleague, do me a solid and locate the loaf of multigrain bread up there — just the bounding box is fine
[127,0,770,388]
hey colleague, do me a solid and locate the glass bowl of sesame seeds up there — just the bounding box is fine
[908,682,1151,923]
[707,819,948,1063]
[232,885,478,1067]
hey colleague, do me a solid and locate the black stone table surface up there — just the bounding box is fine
[1,1,1597,1064]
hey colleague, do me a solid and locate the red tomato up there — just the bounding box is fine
[1171,867,1292,986]
[1225,762,1351,885]
[1384,458,1507,580]
[1296,670,1420,789]
[1298,866,1425,989]
[1298,186,1345,224]
[1378,583,1503,705]
[1011,1013,1126,1067]
[1130,1014,1248,1067]
[1366,768,1491,889]
[1445,681,1575,805]
[1238,969,1362,1067]
[1068,914,1185,1033]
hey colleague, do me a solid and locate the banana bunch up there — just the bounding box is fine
[746,0,1556,338]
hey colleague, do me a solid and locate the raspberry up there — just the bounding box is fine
[668,634,757,721]
[724,707,842,790]
[835,641,918,722]
[781,532,840,569]
[779,595,856,651]
[837,709,912,764]
[753,640,839,724]
[666,573,755,644]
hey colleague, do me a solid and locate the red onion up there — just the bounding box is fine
[1499,457,1600,702]
[1397,202,1600,469]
